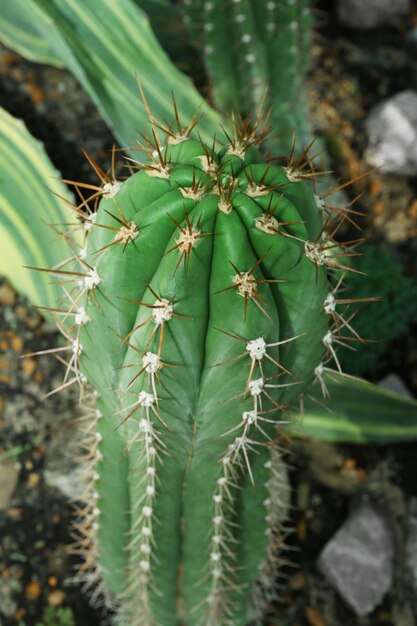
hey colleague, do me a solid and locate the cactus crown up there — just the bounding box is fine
[34,103,363,626]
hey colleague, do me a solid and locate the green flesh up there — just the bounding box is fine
[76,136,328,625]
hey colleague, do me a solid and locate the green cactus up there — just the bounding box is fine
[37,109,353,626]
[181,0,313,152]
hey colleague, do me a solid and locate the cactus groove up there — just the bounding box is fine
[41,109,355,626]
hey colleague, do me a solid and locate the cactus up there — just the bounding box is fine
[32,106,360,626]
[181,0,313,152]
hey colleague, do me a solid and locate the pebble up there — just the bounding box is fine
[337,0,411,29]
[0,282,17,307]
[318,501,394,616]
[378,373,413,397]
[21,358,37,378]
[26,472,40,488]
[24,579,42,600]
[0,457,19,510]
[0,356,11,384]
[305,606,327,626]
[44,465,86,501]
[365,90,417,176]
[47,588,65,607]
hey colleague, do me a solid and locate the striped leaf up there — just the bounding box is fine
[0,0,63,67]
[26,0,222,151]
[289,373,417,444]
[0,107,76,309]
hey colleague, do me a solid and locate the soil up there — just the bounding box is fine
[1,4,417,626]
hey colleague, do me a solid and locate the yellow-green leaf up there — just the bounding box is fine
[289,373,417,444]
[0,107,77,309]
[27,0,222,150]
[0,0,63,67]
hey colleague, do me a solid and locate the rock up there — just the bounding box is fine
[318,501,394,616]
[0,282,16,307]
[44,412,87,501]
[0,457,19,509]
[378,373,413,397]
[44,465,86,501]
[337,0,411,29]
[47,588,66,607]
[365,90,417,176]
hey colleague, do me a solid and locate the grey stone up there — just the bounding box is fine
[44,411,88,501]
[44,465,86,501]
[365,90,417,176]
[378,373,413,398]
[337,0,411,29]
[318,501,394,616]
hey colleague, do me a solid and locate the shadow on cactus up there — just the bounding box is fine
[26,100,369,626]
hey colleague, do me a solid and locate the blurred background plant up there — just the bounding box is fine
[340,243,417,377]
[34,606,76,626]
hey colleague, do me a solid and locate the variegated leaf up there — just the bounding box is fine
[27,0,222,151]
[290,373,417,444]
[0,107,77,309]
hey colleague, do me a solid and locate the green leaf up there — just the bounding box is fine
[0,0,63,67]
[0,107,77,309]
[289,372,417,444]
[27,0,222,151]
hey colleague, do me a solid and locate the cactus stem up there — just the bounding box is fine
[35,95,355,625]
